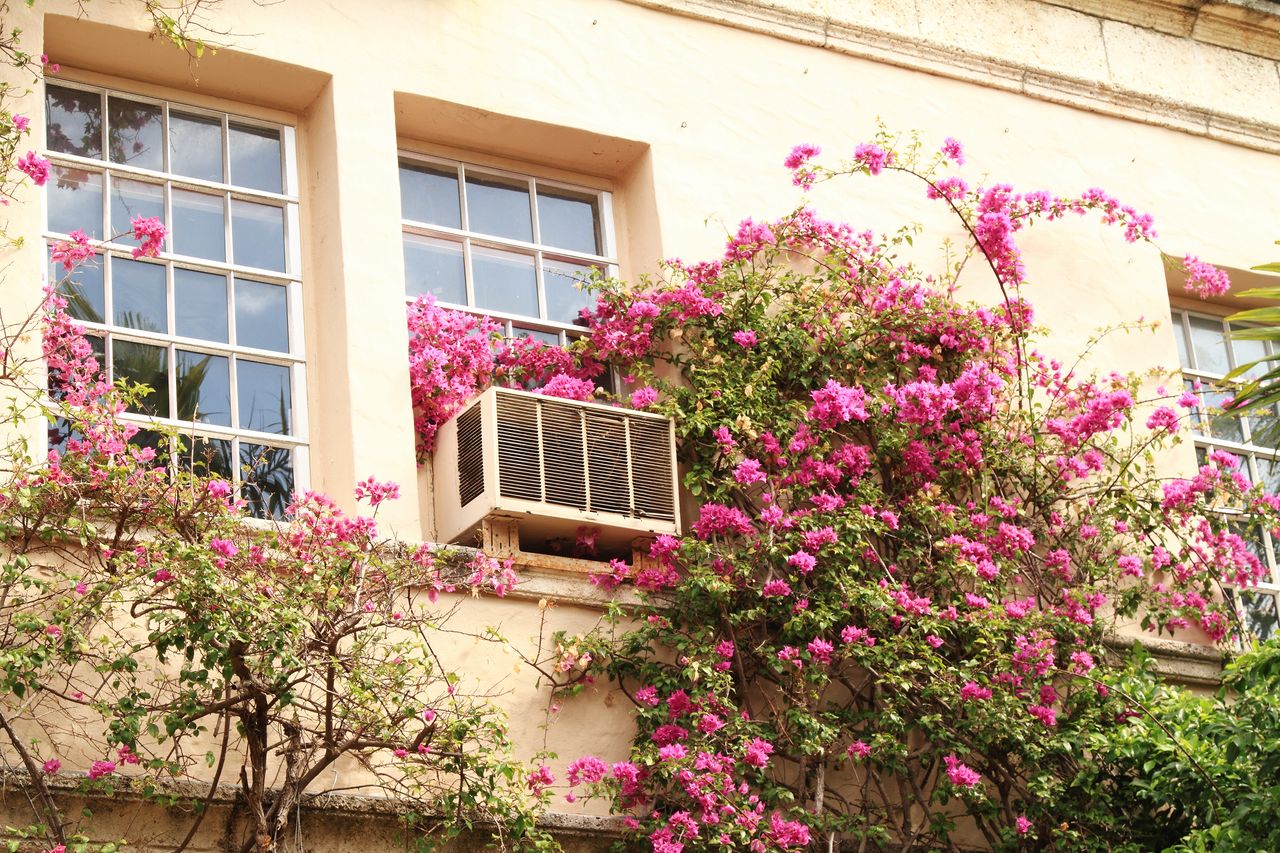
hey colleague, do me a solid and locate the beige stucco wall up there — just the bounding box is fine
[0,0,1276,839]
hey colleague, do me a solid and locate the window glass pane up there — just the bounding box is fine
[404,234,466,303]
[228,123,282,193]
[106,96,163,171]
[513,325,562,346]
[240,443,293,520]
[175,350,231,426]
[237,359,291,434]
[400,162,460,227]
[1258,456,1280,495]
[465,173,532,242]
[1202,387,1244,444]
[176,434,233,480]
[110,178,164,251]
[48,166,103,238]
[1170,313,1189,369]
[113,339,169,417]
[46,85,102,158]
[170,112,223,183]
[1252,406,1280,449]
[1186,381,1206,433]
[175,268,228,343]
[1239,590,1279,642]
[543,258,598,325]
[48,335,105,453]
[1229,327,1269,381]
[1189,315,1230,375]
[234,279,289,352]
[230,199,285,272]
[127,428,170,469]
[49,334,105,407]
[50,251,104,323]
[472,247,537,316]
[537,189,600,254]
[172,189,226,262]
[112,256,167,333]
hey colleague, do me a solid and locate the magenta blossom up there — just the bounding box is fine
[130,215,166,258]
[354,475,400,507]
[630,385,658,408]
[1182,255,1230,299]
[50,229,93,270]
[17,151,49,186]
[87,760,116,780]
[944,754,980,787]
[743,737,774,768]
[940,136,965,165]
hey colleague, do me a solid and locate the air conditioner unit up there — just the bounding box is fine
[433,386,681,552]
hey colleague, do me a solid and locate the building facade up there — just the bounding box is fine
[4,0,1280,847]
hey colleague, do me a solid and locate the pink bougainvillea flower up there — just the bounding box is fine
[783,143,821,171]
[354,475,400,507]
[50,229,93,270]
[743,737,774,768]
[527,764,555,794]
[944,754,981,787]
[630,385,658,408]
[130,215,166,258]
[847,740,871,759]
[1182,255,1230,299]
[940,136,965,165]
[87,760,116,780]
[16,151,49,186]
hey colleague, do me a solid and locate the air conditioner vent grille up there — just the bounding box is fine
[496,394,542,502]
[542,400,587,509]
[629,416,677,522]
[456,404,485,507]
[487,389,677,524]
[585,411,631,515]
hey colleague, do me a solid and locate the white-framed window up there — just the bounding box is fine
[398,152,617,345]
[43,80,306,519]
[1170,307,1280,640]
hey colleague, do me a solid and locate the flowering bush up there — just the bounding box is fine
[468,133,1268,850]
[1091,640,1280,851]
[0,15,553,853]
[0,261,558,852]
[406,294,601,458]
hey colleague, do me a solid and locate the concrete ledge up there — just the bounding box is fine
[0,771,626,852]
[1106,634,1225,687]
[1041,0,1280,60]
[623,0,1280,153]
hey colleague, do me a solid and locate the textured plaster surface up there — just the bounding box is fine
[0,0,1272,841]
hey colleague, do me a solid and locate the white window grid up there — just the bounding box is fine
[398,151,618,346]
[42,81,308,513]
[1171,307,1280,641]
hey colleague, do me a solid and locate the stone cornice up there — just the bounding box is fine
[621,0,1280,154]
[1043,0,1280,58]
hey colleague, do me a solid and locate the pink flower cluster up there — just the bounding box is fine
[1182,255,1231,299]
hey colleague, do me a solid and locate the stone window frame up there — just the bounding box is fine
[1170,306,1280,640]
[397,150,618,347]
[43,78,308,519]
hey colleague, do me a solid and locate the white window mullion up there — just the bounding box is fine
[44,81,306,517]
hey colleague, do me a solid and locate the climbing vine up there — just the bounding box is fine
[408,134,1269,851]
